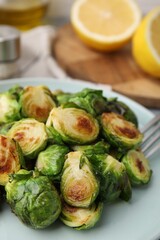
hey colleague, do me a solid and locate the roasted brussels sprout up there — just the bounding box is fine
[0,135,24,186]
[122,149,152,186]
[0,88,21,124]
[46,107,99,145]
[60,200,103,230]
[5,169,61,229]
[36,144,69,180]
[61,151,99,208]
[100,112,143,151]
[7,118,48,159]
[57,88,107,117]
[20,85,56,122]
[104,98,138,127]
[87,154,132,202]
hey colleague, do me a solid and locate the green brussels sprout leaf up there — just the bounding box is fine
[36,144,69,180]
[88,154,132,202]
[72,140,110,158]
[58,88,107,117]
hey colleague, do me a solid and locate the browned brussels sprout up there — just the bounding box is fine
[20,85,56,122]
[60,151,99,208]
[46,107,99,145]
[0,135,24,185]
[100,112,143,151]
[104,98,138,127]
[7,118,48,159]
[122,149,152,186]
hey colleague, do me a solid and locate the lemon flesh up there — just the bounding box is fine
[71,0,141,51]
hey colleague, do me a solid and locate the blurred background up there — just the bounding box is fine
[46,0,160,19]
[0,0,159,30]
[0,0,159,113]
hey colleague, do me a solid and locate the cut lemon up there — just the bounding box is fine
[132,7,160,78]
[70,0,141,51]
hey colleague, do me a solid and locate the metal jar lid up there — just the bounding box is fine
[0,25,20,62]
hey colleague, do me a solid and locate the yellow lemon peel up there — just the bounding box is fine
[132,7,160,77]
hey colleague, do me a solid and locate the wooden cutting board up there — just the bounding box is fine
[52,24,160,108]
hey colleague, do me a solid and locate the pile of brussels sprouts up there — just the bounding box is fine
[0,85,152,230]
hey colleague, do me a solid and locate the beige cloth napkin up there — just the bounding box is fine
[18,25,111,91]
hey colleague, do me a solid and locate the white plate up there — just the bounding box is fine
[0,78,159,240]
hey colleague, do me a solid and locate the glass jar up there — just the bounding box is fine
[0,0,49,30]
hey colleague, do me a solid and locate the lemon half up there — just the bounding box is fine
[70,0,141,51]
[132,7,160,77]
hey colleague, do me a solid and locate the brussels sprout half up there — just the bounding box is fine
[0,90,21,124]
[60,200,103,230]
[36,144,69,180]
[0,135,24,186]
[100,112,143,151]
[7,118,48,159]
[122,149,152,186]
[46,107,99,145]
[61,151,99,208]
[5,169,61,229]
[20,85,56,122]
